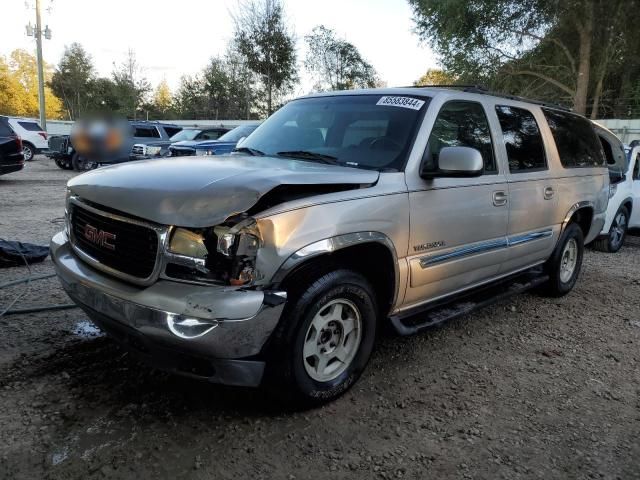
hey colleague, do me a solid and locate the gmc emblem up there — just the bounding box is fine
[83,223,116,251]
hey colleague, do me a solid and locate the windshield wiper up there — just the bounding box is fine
[233,146,265,156]
[276,150,340,165]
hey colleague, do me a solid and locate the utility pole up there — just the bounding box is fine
[34,0,46,130]
[26,0,50,130]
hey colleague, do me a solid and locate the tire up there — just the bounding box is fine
[265,269,378,407]
[592,206,628,253]
[54,158,73,170]
[22,143,34,161]
[542,223,584,297]
[72,153,93,171]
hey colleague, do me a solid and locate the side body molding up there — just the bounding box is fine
[270,232,401,309]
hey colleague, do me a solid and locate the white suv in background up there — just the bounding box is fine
[592,123,639,252]
[7,117,48,161]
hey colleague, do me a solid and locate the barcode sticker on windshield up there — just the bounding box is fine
[376,96,425,110]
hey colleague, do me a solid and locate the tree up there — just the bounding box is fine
[153,79,173,115]
[0,49,62,119]
[111,49,151,119]
[50,43,95,120]
[408,0,640,115]
[414,68,457,86]
[305,25,378,91]
[233,0,297,115]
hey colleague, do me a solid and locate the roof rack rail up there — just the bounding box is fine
[404,84,572,112]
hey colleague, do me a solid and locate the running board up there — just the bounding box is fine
[389,269,549,336]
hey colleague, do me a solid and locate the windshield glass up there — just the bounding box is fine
[240,94,430,171]
[170,129,201,142]
[218,124,259,142]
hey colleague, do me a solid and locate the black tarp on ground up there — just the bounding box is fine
[0,240,49,268]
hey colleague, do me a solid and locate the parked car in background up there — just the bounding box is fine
[168,127,230,143]
[52,87,608,405]
[49,120,183,171]
[0,116,25,176]
[169,123,260,157]
[592,124,638,252]
[6,117,48,161]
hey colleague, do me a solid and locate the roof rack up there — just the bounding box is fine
[404,84,572,112]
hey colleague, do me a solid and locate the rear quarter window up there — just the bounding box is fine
[163,127,182,138]
[18,121,44,131]
[0,121,14,136]
[542,109,605,168]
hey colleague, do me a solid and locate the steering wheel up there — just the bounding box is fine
[369,136,402,150]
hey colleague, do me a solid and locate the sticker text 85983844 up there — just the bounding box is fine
[376,96,425,111]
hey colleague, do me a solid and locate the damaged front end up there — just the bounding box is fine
[163,216,263,287]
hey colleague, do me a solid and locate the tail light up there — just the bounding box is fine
[38,131,48,140]
[15,135,22,149]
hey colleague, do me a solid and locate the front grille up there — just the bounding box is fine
[170,148,195,157]
[131,145,145,155]
[70,202,159,280]
[49,135,68,153]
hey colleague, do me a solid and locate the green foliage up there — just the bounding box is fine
[111,49,151,119]
[233,0,297,114]
[50,43,95,120]
[305,25,378,91]
[409,0,640,117]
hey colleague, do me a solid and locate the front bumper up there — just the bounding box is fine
[50,232,286,386]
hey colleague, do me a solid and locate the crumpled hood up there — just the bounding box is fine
[68,155,379,227]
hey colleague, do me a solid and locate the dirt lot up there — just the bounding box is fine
[1,158,639,480]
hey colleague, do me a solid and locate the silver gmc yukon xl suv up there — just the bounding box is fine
[51,87,608,405]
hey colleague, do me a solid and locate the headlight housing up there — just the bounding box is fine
[608,183,617,199]
[164,219,262,286]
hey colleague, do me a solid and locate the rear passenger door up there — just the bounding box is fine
[405,100,509,307]
[493,105,559,273]
[630,151,640,228]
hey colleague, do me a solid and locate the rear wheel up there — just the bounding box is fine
[266,269,377,407]
[592,206,628,253]
[54,158,73,170]
[22,143,34,161]
[542,223,584,297]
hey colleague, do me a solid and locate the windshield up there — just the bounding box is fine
[218,124,259,142]
[170,129,201,142]
[240,94,430,171]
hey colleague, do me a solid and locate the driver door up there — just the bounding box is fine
[404,100,509,308]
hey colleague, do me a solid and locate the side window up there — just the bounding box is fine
[201,130,224,140]
[495,106,546,172]
[542,109,605,168]
[163,127,182,138]
[134,127,160,138]
[634,155,640,180]
[598,136,615,165]
[18,121,43,131]
[426,101,496,173]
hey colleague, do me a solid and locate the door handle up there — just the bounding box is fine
[492,191,508,206]
[544,186,554,200]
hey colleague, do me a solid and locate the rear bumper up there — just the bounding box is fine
[50,232,286,386]
[0,160,24,175]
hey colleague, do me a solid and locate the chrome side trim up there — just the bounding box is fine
[419,239,507,268]
[419,229,553,269]
[69,196,169,287]
[507,229,553,246]
[271,232,401,310]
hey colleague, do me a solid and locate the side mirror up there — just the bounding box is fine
[420,146,484,179]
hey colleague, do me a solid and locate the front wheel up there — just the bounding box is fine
[72,153,94,171]
[542,223,584,297]
[266,269,378,407]
[592,206,628,253]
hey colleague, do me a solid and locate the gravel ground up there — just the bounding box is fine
[1,158,639,480]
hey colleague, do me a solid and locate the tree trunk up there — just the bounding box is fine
[573,5,593,115]
[590,75,603,119]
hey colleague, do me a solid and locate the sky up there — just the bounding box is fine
[1,0,438,95]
